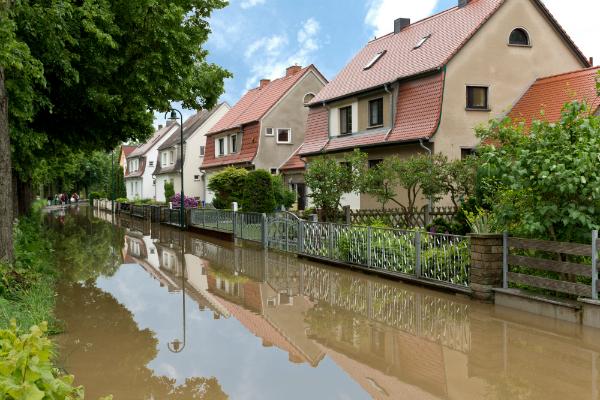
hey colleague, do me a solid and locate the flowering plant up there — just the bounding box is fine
[170,193,198,208]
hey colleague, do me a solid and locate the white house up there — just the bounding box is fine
[125,123,179,200]
[153,103,230,203]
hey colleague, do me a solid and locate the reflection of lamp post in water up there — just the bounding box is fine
[168,232,186,353]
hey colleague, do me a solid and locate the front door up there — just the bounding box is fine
[296,183,306,211]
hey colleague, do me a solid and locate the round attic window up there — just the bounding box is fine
[509,28,530,46]
[303,92,316,105]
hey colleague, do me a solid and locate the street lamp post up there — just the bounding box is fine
[166,109,184,229]
[111,149,115,214]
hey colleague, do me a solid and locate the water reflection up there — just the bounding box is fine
[53,209,600,400]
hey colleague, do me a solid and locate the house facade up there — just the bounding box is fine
[153,103,230,203]
[299,0,591,209]
[118,145,137,171]
[124,123,179,200]
[201,65,327,206]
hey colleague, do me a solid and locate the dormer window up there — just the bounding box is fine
[229,133,238,153]
[508,28,530,46]
[161,152,168,166]
[368,98,384,127]
[413,34,431,49]
[339,106,352,135]
[217,137,226,156]
[363,50,386,70]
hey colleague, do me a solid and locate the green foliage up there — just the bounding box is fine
[208,167,248,209]
[113,166,127,200]
[0,320,86,399]
[242,170,276,213]
[0,207,56,330]
[6,0,230,176]
[477,101,600,242]
[271,175,296,209]
[164,181,175,202]
[88,191,105,205]
[304,151,361,221]
[115,197,128,203]
[464,207,497,234]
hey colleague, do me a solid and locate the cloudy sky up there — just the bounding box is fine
[159,0,599,124]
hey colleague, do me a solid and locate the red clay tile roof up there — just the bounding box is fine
[311,0,504,104]
[311,0,589,105]
[301,72,444,155]
[297,107,329,155]
[508,66,600,128]
[209,65,322,135]
[202,122,260,169]
[279,147,306,171]
[121,145,137,158]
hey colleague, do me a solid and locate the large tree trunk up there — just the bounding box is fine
[0,66,14,262]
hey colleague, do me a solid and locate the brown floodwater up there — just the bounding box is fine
[51,208,600,400]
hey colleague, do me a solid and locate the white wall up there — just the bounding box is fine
[184,104,230,200]
[141,125,179,200]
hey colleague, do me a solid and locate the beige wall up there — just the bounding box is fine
[255,70,326,171]
[433,0,586,160]
[357,144,429,210]
[328,90,393,136]
[357,91,392,132]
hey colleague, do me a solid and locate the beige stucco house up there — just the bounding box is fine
[202,65,327,209]
[153,104,230,203]
[299,0,592,210]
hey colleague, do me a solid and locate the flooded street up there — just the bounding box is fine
[51,209,600,400]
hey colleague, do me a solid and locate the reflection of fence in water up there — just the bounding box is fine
[301,264,471,352]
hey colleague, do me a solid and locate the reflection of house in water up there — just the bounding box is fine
[115,220,600,400]
[193,238,325,366]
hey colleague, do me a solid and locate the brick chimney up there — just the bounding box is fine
[259,79,271,88]
[286,65,302,77]
[394,18,410,34]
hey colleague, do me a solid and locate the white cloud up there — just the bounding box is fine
[365,0,438,37]
[542,0,599,65]
[240,0,265,9]
[243,18,321,90]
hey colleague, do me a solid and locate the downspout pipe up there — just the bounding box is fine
[419,138,433,219]
[383,82,394,140]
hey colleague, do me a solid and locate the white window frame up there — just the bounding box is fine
[199,145,205,156]
[194,174,200,181]
[169,150,174,164]
[149,160,154,167]
[276,128,292,144]
[229,133,238,153]
[265,127,274,136]
[161,152,168,167]
[217,137,226,156]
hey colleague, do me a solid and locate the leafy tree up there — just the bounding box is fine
[441,156,478,207]
[271,175,296,209]
[1,0,230,260]
[477,101,600,242]
[164,181,175,202]
[304,154,356,221]
[242,170,276,213]
[208,167,248,209]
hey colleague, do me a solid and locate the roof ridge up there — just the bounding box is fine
[368,4,460,43]
[534,66,600,83]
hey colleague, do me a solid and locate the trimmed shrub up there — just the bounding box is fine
[242,170,276,213]
[164,181,175,201]
[271,175,296,209]
[208,167,248,209]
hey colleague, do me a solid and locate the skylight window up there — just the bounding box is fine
[363,50,386,70]
[413,34,432,49]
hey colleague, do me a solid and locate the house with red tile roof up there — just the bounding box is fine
[508,66,599,127]
[201,65,327,207]
[152,103,230,203]
[125,123,179,200]
[118,145,138,171]
[300,0,591,209]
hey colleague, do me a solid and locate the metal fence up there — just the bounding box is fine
[267,212,300,252]
[163,208,185,227]
[131,204,146,218]
[189,208,234,233]
[300,221,470,288]
[235,212,264,242]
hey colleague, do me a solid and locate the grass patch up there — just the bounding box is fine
[0,202,59,331]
